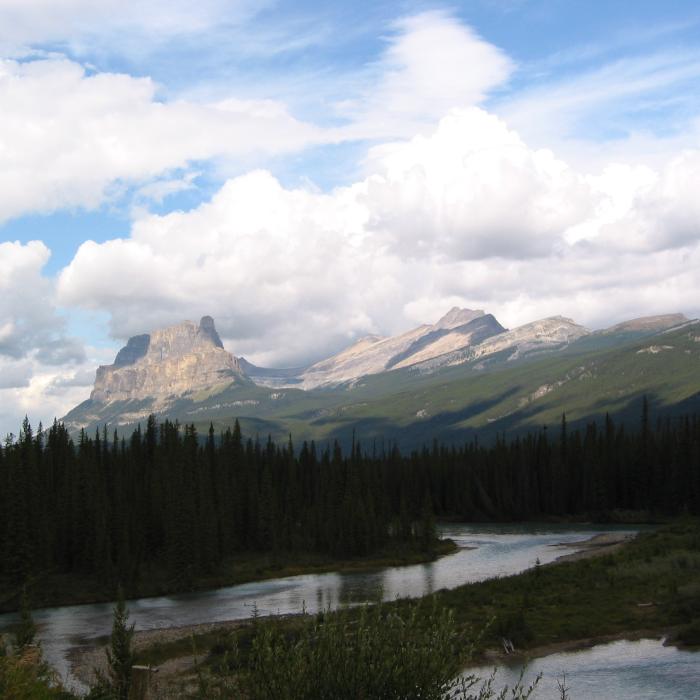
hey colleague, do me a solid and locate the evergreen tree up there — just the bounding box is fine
[105,589,135,700]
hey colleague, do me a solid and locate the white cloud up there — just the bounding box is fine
[0,57,320,223]
[0,240,101,436]
[3,7,700,435]
[0,0,265,55]
[361,109,592,259]
[0,360,33,389]
[0,358,102,438]
[0,11,519,225]
[337,10,514,139]
[0,240,84,362]
[605,151,700,251]
[57,109,700,370]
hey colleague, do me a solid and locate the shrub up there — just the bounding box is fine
[198,601,542,700]
[0,649,73,699]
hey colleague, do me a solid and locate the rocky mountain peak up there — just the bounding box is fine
[434,307,485,330]
[90,316,245,405]
[199,315,224,348]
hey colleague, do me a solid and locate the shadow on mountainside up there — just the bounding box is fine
[320,388,700,453]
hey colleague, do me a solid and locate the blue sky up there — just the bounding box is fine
[1,0,700,434]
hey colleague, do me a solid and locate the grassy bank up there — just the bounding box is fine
[0,539,457,614]
[434,517,700,657]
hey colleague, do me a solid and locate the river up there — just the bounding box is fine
[3,522,696,697]
[466,637,700,699]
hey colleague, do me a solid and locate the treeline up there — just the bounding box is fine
[1,400,699,588]
[420,401,700,520]
[0,417,434,587]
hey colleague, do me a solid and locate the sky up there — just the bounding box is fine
[1,0,700,436]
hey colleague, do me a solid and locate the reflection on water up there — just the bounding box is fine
[466,638,700,700]
[337,569,385,606]
[0,523,640,693]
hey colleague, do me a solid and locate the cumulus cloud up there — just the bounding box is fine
[0,357,104,438]
[601,151,700,252]
[0,240,100,436]
[362,109,592,259]
[57,108,700,367]
[0,57,320,223]
[0,240,84,363]
[0,361,33,390]
[58,169,384,364]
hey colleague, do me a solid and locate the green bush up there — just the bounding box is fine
[0,651,73,699]
[196,602,540,700]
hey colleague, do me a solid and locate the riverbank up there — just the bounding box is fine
[437,519,700,661]
[549,531,635,563]
[478,627,671,665]
[0,538,458,614]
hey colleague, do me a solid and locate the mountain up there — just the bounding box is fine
[297,308,504,388]
[601,313,688,335]
[62,310,700,449]
[64,316,248,431]
[242,310,586,388]
[411,315,589,373]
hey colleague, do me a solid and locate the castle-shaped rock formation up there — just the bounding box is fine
[91,316,244,405]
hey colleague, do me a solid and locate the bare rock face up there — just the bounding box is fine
[298,308,502,388]
[433,307,485,329]
[92,316,244,405]
[415,315,590,371]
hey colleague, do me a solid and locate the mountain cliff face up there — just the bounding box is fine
[297,308,504,388]
[414,315,591,371]
[91,316,245,405]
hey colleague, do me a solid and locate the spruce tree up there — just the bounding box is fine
[105,588,135,700]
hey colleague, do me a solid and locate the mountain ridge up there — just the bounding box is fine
[61,309,698,445]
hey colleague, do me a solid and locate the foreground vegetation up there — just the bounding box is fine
[2,598,545,699]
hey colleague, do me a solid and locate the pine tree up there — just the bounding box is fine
[105,589,135,700]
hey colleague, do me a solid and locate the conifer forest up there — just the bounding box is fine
[2,400,699,588]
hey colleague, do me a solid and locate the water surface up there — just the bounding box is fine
[467,638,700,700]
